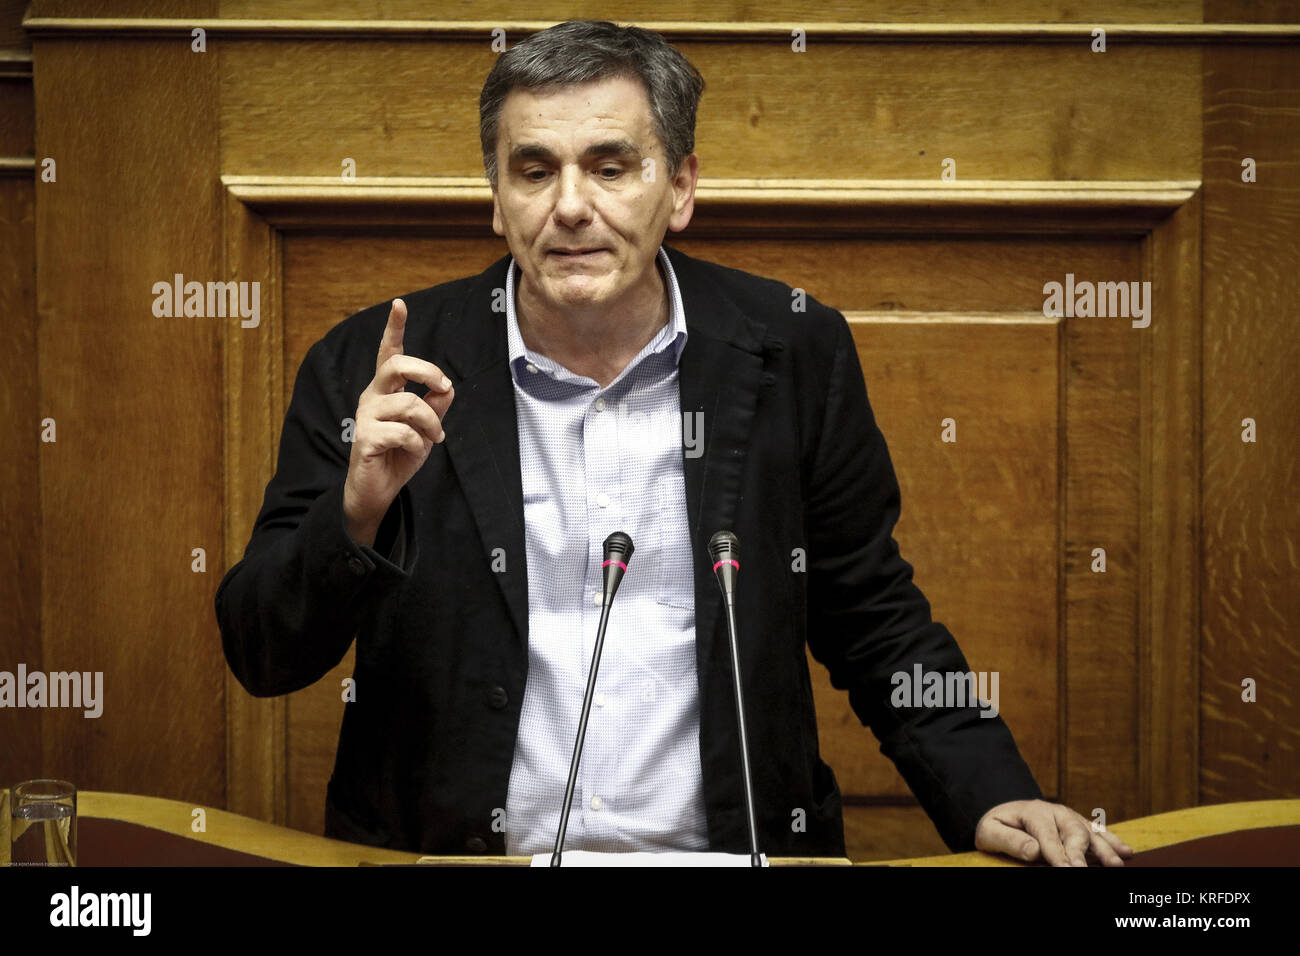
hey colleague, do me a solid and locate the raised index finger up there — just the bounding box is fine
[376,298,407,374]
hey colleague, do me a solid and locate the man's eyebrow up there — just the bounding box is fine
[508,139,643,164]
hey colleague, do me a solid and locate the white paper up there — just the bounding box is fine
[530,851,768,867]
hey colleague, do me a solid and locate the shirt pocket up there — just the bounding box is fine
[655,472,695,610]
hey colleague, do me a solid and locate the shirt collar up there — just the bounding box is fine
[505,245,688,387]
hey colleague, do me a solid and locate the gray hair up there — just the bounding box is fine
[479,20,705,189]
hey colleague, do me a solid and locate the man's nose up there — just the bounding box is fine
[552,165,594,225]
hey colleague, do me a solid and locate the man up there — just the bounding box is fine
[216,19,1132,866]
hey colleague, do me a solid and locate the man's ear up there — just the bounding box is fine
[491,184,504,237]
[667,153,698,234]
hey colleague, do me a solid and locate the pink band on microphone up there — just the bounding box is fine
[602,559,628,571]
[712,559,739,572]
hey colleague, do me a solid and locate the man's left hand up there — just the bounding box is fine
[975,799,1135,866]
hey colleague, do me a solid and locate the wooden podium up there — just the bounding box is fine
[40,792,1300,867]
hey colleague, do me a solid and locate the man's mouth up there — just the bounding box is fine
[550,248,607,258]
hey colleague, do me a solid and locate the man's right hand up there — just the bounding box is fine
[342,297,454,547]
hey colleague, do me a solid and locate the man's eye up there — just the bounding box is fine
[600,167,622,178]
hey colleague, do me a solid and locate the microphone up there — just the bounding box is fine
[709,530,762,867]
[550,531,635,866]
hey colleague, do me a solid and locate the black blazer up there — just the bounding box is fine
[215,243,1043,858]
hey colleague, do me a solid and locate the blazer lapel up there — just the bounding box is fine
[438,255,530,648]
[667,245,768,702]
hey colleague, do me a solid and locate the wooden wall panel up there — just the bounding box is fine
[839,315,1062,797]
[1206,0,1300,21]
[0,0,31,48]
[32,32,226,804]
[219,42,1199,181]
[0,76,34,154]
[0,1,38,794]
[1060,261,1144,820]
[1201,45,1300,803]
[844,805,949,862]
[29,0,208,16]
[682,237,1133,311]
[0,170,39,791]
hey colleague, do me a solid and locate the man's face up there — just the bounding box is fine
[490,74,697,313]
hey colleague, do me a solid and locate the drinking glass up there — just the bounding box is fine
[9,780,77,866]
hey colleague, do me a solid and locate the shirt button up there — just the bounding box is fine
[487,686,509,710]
[465,835,487,853]
[346,556,366,576]
[596,493,610,508]
[592,592,603,606]
[595,397,606,411]
[525,363,538,374]
[595,692,606,707]
[590,796,603,811]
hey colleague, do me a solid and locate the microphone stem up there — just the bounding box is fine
[551,597,613,867]
[721,590,762,867]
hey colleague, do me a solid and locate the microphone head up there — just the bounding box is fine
[708,530,739,562]
[604,531,634,562]
[708,530,739,598]
[601,532,634,604]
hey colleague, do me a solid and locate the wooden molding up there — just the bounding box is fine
[0,51,33,78]
[222,175,1201,235]
[22,19,1300,43]
[1139,189,1201,813]
[221,187,287,825]
[0,157,36,177]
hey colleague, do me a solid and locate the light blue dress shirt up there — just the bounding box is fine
[502,246,710,855]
